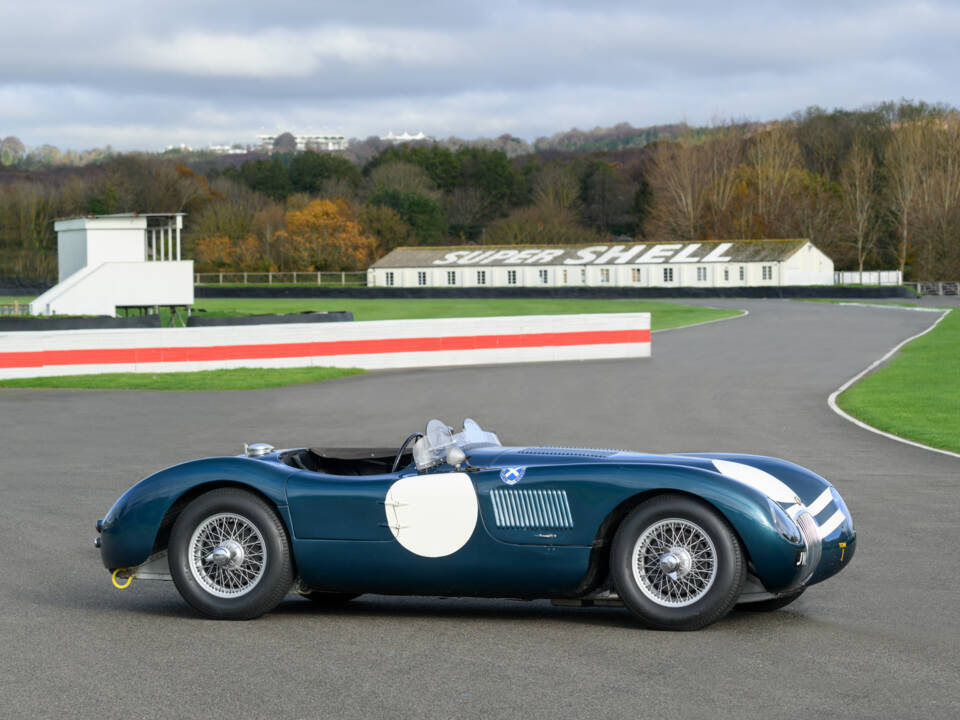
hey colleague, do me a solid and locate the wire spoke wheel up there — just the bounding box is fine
[188,512,267,599]
[631,517,718,608]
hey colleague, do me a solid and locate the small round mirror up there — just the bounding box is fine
[446,446,466,468]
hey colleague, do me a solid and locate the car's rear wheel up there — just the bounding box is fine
[169,488,293,620]
[611,494,745,630]
[736,589,804,612]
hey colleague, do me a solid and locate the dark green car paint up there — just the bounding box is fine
[98,446,855,598]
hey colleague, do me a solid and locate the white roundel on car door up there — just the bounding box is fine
[384,473,478,558]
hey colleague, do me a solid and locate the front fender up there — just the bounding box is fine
[99,457,291,570]
[477,462,803,591]
[608,463,804,590]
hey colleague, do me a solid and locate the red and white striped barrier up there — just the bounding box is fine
[0,313,651,379]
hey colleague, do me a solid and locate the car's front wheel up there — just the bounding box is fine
[611,495,745,630]
[168,488,294,620]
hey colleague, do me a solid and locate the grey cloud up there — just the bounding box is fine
[1,1,957,149]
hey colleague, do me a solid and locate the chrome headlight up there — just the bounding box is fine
[767,498,802,544]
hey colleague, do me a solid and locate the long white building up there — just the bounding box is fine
[368,239,834,288]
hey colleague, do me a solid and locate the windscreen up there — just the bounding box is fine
[415,418,501,470]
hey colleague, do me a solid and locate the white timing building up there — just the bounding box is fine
[29,214,193,317]
[368,239,834,288]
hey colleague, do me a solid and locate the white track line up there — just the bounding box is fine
[654,308,749,333]
[827,307,959,460]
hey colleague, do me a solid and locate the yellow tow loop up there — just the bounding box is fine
[111,568,134,589]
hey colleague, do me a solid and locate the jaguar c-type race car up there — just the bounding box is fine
[96,418,855,630]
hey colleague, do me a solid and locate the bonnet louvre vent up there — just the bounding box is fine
[490,489,574,529]
[518,447,619,458]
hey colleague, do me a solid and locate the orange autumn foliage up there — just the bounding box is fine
[273,198,377,271]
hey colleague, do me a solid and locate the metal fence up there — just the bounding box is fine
[194,271,367,287]
[0,301,30,316]
[903,281,960,296]
[834,270,903,285]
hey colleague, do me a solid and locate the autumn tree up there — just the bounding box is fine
[0,136,25,165]
[273,198,376,271]
[355,203,414,256]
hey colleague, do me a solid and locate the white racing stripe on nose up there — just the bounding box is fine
[807,488,833,516]
[818,510,845,539]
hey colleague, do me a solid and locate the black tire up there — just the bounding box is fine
[611,494,746,631]
[168,488,294,620]
[303,592,360,606]
[735,589,804,612]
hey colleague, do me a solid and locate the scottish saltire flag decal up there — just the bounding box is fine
[500,467,525,485]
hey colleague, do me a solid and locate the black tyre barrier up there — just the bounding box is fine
[186,311,353,326]
[195,285,915,300]
[0,315,163,331]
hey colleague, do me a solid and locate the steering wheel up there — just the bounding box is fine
[392,432,423,473]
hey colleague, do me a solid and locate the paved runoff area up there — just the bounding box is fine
[1,299,957,720]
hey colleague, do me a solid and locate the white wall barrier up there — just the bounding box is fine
[0,313,651,379]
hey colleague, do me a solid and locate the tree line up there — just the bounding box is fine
[2,100,959,282]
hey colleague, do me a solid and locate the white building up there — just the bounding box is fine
[367,240,834,288]
[382,131,432,143]
[30,214,194,317]
[257,134,348,152]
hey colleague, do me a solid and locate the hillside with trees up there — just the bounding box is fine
[2,101,959,284]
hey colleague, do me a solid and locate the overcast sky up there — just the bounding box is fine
[2,1,958,151]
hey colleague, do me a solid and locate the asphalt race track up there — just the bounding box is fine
[1,299,957,720]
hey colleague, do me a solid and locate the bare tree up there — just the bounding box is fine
[917,113,960,278]
[840,140,880,280]
[647,133,708,241]
[749,124,802,232]
[885,119,926,277]
[532,164,581,213]
[701,124,744,236]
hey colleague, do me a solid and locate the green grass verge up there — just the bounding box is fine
[191,298,741,331]
[837,309,960,453]
[0,296,33,304]
[0,366,366,391]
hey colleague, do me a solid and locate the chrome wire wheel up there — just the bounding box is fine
[188,512,267,599]
[631,517,718,608]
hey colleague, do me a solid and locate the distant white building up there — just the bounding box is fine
[382,131,432,144]
[30,214,193,317]
[257,134,348,152]
[368,239,835,288]
[206,144,249,155]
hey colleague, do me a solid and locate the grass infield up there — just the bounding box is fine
[837,309,959,454]
[190,298,741,330]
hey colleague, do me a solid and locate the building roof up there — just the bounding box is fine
[370,240,812,269]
